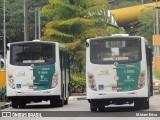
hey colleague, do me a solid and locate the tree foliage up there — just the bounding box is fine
[0,0,49,53]
[136,10,154,45]
[41,0,117,50]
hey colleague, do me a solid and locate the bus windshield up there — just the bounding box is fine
[90,38,141,64]
[10,43,55,66]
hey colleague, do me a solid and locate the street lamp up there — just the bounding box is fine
[35,8,37,40]
[38,7,41,39]
[34,8,41,40]
[142,0,144,4]
[3,0,6,70]
[155,0,159,35]
[155,0,160,72]
[24,0,29,41]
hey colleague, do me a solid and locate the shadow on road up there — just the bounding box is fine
[104,106,139,112]
[23,103,142,112]
[24,104,55,109]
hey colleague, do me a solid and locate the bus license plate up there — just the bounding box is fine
[112,86,122,90]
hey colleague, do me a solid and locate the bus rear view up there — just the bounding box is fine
[86,35,153,111]
[7,41,70,108]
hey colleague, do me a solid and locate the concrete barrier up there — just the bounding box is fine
[0,70,6,87]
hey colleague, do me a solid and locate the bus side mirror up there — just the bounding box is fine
[0,55,3,68]
[86,42,89,47]
[7,46,9,51]
[0,61,4,68]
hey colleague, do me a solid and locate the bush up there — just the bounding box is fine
[155,71,160,79]
[0,86,8,102]
[70,73,86,93]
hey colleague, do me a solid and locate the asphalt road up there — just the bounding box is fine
[1,95,160,111]
[0,95,160,120]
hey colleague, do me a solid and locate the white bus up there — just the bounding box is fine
[6,41,71,108]
[86,35,153,111]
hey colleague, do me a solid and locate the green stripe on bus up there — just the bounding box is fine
[117,62,140,92]
[33,64,55,90]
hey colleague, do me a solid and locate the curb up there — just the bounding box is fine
[153,81,160,94]
[69,96,86,101]
[0,103,11,110]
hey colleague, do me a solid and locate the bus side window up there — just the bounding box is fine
[60,50,64,69]
[146,46,150,66]
[60,50,62,70]
[60,50,67,70]
[63,52,66,70]
[65,53,70,69]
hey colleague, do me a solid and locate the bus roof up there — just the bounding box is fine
[7,40,69,50]
[87,35,149,45]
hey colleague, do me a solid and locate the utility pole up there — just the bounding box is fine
[24,0,29,41]
[38,8,41,39]
[3,0,6,70]
[154,0,160,72]
[35,8,37,39]
[142,0,144,4]
[156,0,159,35]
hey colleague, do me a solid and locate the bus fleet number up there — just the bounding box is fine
[124,70,135,74]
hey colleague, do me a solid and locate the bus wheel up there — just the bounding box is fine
[12,100,18,108]
[90,103,97,112]
[64,98,68,105]
[134,100,143,110]
[19,102,26,108]
[50,98,58,107]
[58,99,64,107]
[98,106,105,112]
[143,98,149,109]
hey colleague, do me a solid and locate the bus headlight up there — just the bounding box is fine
[88,73,97,91]
[52,73,58,88]
[8,74,15,89]
[138,70,145,89]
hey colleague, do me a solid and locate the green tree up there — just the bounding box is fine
[0,0,49,51]
[41,0,111,50]
[41,0,125,74]
[136,11,153,45]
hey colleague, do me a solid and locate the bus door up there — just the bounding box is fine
[60,50,66,98]
[65,52,70,98]
[146,46,153,96]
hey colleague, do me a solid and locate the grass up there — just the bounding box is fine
[155,71,160,79]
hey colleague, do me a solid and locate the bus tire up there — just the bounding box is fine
[90,103,97,112]
[19,102,26,108]
[134,99,143,110]
[50,97,58,107]
[64,98,68,105]
[58,99,64,107]
[143,98,149,109]
[12,100,18,108]
[98,106,105,112]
